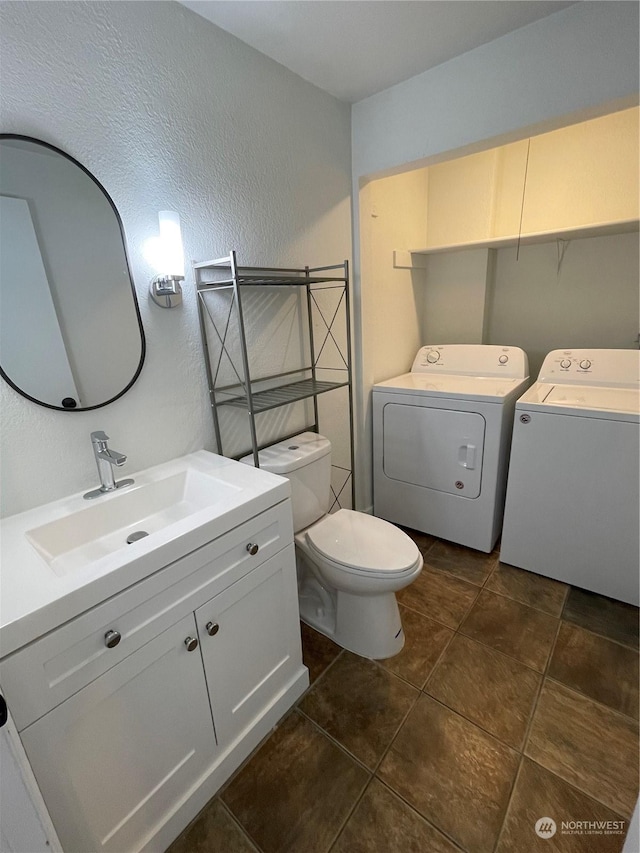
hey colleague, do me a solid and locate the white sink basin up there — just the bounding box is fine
[26,469,242,577]
[0,451,290,657]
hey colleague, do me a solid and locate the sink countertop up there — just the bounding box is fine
[0,451,290,658]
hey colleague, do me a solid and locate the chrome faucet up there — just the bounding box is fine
[84,431,135,499]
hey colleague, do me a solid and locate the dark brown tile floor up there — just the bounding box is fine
[167,532,639,853]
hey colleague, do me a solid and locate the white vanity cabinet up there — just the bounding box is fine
[19,613,217,853]
[0,498,308,853]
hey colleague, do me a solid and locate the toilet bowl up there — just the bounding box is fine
[242,432,422,659]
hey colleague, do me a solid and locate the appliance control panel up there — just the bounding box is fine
[538,349,640,386]
[412,344,529,379]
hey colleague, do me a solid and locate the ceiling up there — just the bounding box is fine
[179,1,577,103]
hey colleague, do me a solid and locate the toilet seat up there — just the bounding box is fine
[305,509,421,578]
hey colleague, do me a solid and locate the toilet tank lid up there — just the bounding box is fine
[240,432,331,473]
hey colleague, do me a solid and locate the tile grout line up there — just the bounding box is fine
[559,578,571,612]
[443,627,552,677]
[523,754,634,827]
[298,644,345,699]
[523,753,635,829]
[421,559,497,591]
[354,648,470,852]
[325,775,375,852]
[291,707,377,853]
[216,704,303,800]
[299,651,428,777]
[560,615,640,653]
[561,588,639,652]
[372,776,470,853]
[376,616,458,693]
[370,671,424,778]
[496,600,640,835]
[454,587,563,676]
[524,611,640,819]
[542,673,639,724]
[490,759,527,853]
[418,619,459,692]
[217,798,263,853]
[396,564,484,636]
[295,705,375,777]
[477,582,568,618]
[415,689,523,761]
[490,609,564,853]
[396,598,463,631]
[420,683,540,757]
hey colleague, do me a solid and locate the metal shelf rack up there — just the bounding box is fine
[194,251,354,506]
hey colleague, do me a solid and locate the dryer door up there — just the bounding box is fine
[382,403,485,497]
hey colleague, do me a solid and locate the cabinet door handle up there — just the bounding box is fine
[184,637,198,652]
[246,543,259,556]
[206,621,220,637]
[104,630,121,649]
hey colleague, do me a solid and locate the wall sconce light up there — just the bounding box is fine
[149,211,185,308]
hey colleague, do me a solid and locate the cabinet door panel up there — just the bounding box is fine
[20,614,216,853]
[197,546,302,748]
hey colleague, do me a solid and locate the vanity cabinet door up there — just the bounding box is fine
[19,614,217,853]
[196,544,304,749]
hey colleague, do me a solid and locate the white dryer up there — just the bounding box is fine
[372,344,529,553]
[501,349,640,605]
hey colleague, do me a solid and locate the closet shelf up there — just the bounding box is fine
[406,218,639,258]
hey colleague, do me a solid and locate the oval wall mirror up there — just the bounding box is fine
[0,135,145,411]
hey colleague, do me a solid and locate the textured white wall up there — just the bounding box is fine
[0,1,351,517]
[351,0,639,508]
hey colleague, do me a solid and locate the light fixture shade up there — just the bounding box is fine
[158,210,185,278]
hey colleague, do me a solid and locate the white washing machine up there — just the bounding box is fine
[501,348,640,605]
[372,344,529,553]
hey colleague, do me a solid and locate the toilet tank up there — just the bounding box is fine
[241,432,331,532]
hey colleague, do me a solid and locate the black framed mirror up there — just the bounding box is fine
[0,135,145,411]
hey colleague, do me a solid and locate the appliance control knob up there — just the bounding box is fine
[426,350,440,363]
[560,359,572,369]
[579,359,591,370]
[498,355,509,364]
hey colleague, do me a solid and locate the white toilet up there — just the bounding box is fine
[243,432,423,659]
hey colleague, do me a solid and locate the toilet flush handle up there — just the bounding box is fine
[458,444,477,470]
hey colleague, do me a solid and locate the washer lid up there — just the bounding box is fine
[543,385,639,414]
[373,372,527,402]
[516,382,640,420]
[306,509,420,573]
